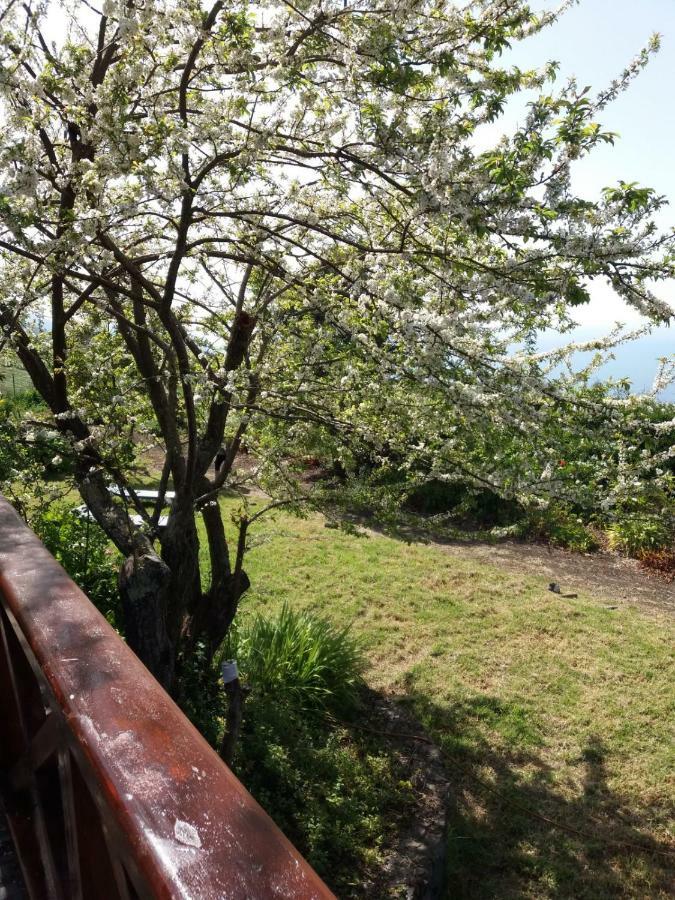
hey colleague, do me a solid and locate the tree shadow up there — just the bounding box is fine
[401,691,674,899]
[329,501,514,550]
[228,686,426,899]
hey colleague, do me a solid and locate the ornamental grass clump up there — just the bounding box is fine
[237,604,365,717]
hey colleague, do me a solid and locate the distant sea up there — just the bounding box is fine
[538,327,674,401]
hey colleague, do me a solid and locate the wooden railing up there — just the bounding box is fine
[0,497,334,900]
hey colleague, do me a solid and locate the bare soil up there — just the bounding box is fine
[429,538,675,617]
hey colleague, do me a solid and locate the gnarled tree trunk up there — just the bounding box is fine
[119,551,174,690]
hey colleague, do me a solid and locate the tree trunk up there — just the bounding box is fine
[117,500,250,697]
[160,505,203,645]
[118,551,174,690]
[198,570,251,664]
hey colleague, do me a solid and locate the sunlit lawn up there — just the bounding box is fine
[202,498,675,899]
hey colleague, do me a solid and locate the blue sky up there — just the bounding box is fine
[488,0,675,396]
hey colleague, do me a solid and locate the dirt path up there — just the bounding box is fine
[430,538,675,616]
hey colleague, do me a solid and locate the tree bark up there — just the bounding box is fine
[160,505,203,645]
[118,551,175,690]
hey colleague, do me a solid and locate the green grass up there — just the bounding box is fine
[0,362,33,396]
[202,499,675,899]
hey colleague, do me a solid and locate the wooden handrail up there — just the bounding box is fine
[0,497,334,899]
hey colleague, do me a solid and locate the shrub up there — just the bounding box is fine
[607,515,673,558]
[234,696,410,894]
[215,606,412,894]
[405,478,523,526]
[546,516,599,553]
[404,479,465,514]
[0,389,44,415]
[31,504,123,628]
[232,603,365,717]
[525,505,600,553]
[637,549,675,581]
[175,642,227,747]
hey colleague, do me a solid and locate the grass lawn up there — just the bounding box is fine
[0,363,33,397]
[205,499,675,899]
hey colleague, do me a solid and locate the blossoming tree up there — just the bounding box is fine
[0,0,673,687]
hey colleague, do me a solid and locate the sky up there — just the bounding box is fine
[481,0,675,396]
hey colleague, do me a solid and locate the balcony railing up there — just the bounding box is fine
[0,497,334,899]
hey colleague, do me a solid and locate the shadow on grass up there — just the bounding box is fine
[223,680,674,898]
[329,502,512,550]
[402,691,674,899]
[229,686,422,899]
